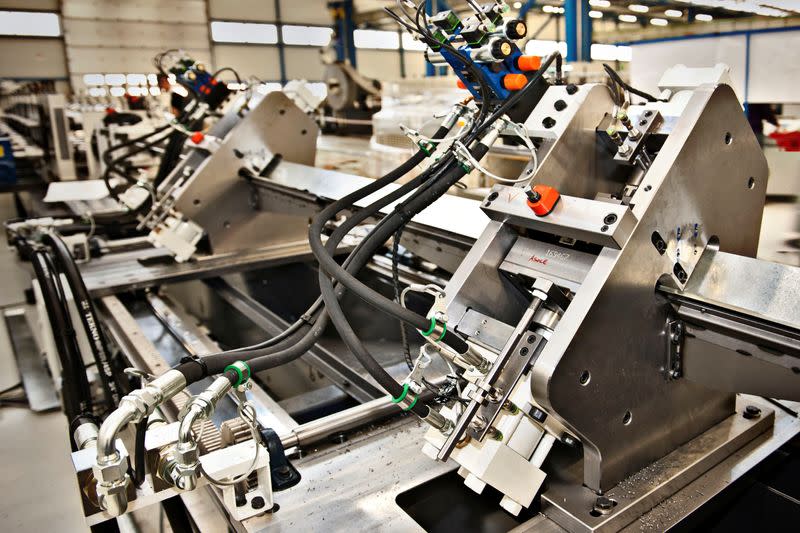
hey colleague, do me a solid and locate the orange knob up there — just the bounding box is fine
[526,185,560,217]
[517,55,542,72]
[503,73,527,91]
[456,79,467,90]
[190,131,205,144]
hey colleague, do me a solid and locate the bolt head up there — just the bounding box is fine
[743,405,762,419]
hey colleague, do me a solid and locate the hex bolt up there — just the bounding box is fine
[525,189,541,203]
[251,496,266,510]
[743,405,762,419]
[616,111,641,140]
[594,496,616,514]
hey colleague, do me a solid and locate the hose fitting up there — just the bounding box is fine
[94,369,186,516]
[169,376,232,491]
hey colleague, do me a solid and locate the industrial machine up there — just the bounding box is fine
[4,2,799,532]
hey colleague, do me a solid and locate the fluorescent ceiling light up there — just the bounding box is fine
[619,14,639,22]
[629,4,649,12]
[589,0,611,7]
[282,25,333,46]
[695,13,713,21]
[353,29,399,49]
[674,0,787,18]
[650,17,669,25]
[664,9,683,17]
[589,10,604,18]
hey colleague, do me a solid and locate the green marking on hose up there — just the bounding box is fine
[402,395,418,412]
[225,364,243,387]
[391,382,410,404]
[225,361,251,387]
[436,321,447,342]
[421,316,437,337]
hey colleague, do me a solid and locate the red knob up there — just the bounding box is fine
[190,131,205,144]
[526,185,560,217]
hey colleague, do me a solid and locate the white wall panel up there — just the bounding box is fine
[67,46,210,74]
[403,51,428,79]
[0,0,58,9]
[630,35,747,101]
[748,30,800,104]
[209,0,276,22]
[356,50,401,81]
[63,19,208,49]
[63,0,207,23]
[0,38,67,78]
[213,45,281,81]
[279,0,330,25]
[284,47,325,80]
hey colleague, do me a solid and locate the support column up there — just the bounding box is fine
[274,0,287,84]
[329,0,357,67]
[564,0,592,62]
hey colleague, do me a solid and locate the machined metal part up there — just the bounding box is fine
[530,83,769,492]
[437,292,546,461]
[481,185,637,249]
[539,398,777,533]
[613,109,663,165]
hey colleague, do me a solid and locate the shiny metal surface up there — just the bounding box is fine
[540,397,775,532]
[672,248,800,330]
[531,84,770,491]
[500,236,598,292]
[81,240,314,297]
[242,418,455,532]
[174,91,318,255]
[481,185,636,249]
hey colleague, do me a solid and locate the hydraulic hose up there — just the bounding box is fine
[43,233,125,406]
[176,123,458,381]
[31,251,92,421]
[199,143,449,375]
[314,148,491,418]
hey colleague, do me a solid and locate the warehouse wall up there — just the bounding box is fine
[61,0,212,94]
[0,2,626,93]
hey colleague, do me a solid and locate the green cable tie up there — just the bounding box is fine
[420,316,437,337]
[224,361,251,387]
[437,321,447,342]
[402,395,419,412]
[391,383,410,404]
[225,364,244,387]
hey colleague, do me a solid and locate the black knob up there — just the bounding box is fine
[490,37,513,59]
[554,99,567,111]
[566,83,578,95]
[505,19,527,40]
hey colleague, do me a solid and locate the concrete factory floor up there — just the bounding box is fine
[0,195,87,532]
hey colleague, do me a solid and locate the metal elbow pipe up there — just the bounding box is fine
[169,376,232,491]
[94,369,187,516]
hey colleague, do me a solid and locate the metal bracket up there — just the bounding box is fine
[613,109,662,165]
[259,427,301,491]
[666,320,684,380]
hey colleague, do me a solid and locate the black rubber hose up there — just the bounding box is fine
[43,233,125,405]
[307,152,480,355]
[199,149,448,375]
[131,416,148,487]
[103,129,174,201]
[178,128,453,381]
[31,251,92,420]
[313,153,488,417]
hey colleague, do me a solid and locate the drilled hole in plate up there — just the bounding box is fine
[747,177,755,189]
[193,198,201,206]
[579,370,591,386]
[725,132,733,145]
[623,410,633,425]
